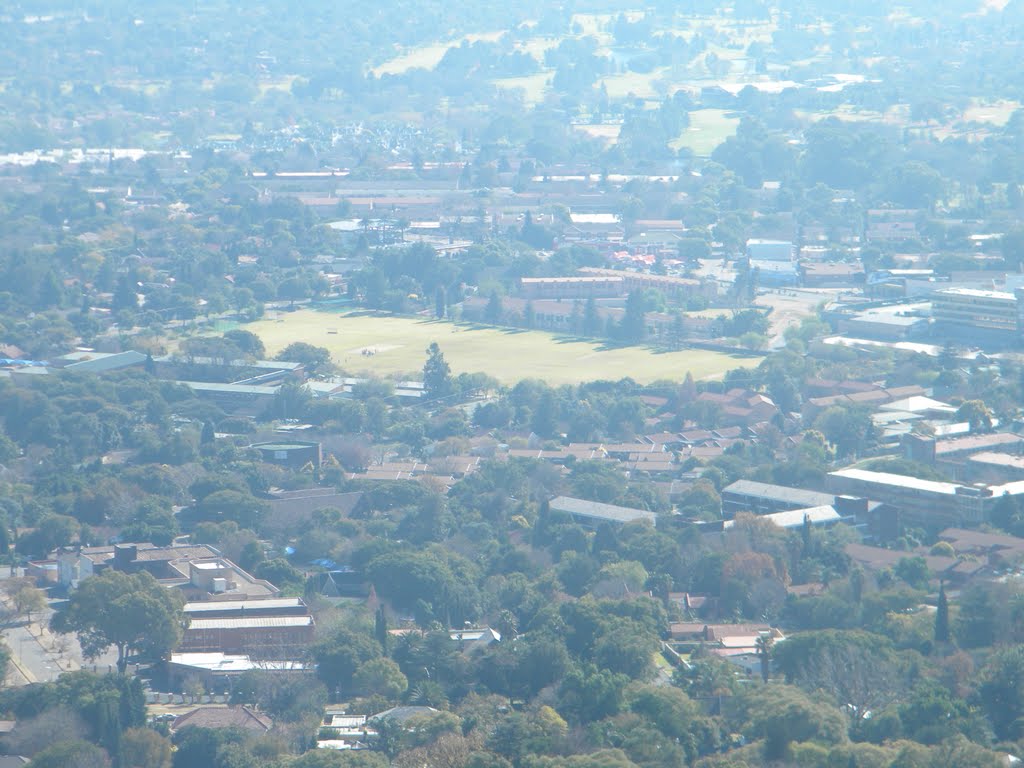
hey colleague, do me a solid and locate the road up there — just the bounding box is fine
[0,570,119,686]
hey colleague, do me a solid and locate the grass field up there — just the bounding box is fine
[247,311,758,385]
[672,108,741,156]
[492,73,553,105]
[372,32,504,76]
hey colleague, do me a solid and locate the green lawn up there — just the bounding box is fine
[246,311,758,385]
[671,108,741,156]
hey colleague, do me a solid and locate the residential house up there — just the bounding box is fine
[843,542,985,586]
[802,384,927,420]
[696,389,778,428]
[668,622,784,674]
[318,709,378,750]
[171,706,273,734]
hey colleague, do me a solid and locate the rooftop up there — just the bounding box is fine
[172,706,273,733]
[829,468,960,495]
[934,287,1016,301]
[723,505,841,530]
[722,479,834,507]
[936,432,1023,455]
[180,381,280,395]
[968,451,1024,470]
[188,616,314,630]
[169,653,309,672]
[184,598,307,614]
[939,527,1024,552]
[549,495,658,525]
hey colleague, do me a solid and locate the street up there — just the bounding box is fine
[0,570,119,686]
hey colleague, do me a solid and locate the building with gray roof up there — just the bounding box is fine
[548,496,658,527]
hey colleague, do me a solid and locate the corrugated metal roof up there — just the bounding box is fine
[723,480,833,507]
[188,616,313,629]
[184,598,305,614]
[549,495,657,524]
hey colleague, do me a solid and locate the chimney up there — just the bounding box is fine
[113,544,137,571]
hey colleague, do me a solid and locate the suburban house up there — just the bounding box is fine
[668,622,784,674]
[318,709,378,751]
[843,542,985,586]
[171,706,273,734]
[694,389,779,427]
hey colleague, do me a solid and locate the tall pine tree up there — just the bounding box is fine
[935,580,950,645]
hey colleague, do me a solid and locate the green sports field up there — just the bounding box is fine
[247,311,758,386]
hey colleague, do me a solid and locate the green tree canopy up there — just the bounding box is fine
[51,570,186,673]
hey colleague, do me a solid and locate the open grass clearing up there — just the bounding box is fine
[371,31,505,76]
[671,108,740,156]
[492,73,552,106]
[598,68,671,100]
[246,311,758,385]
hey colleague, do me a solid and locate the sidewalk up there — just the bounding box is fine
[23,619,79,674]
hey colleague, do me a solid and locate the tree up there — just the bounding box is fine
[935,581,950,645]
[813,404,874,458]
[978,644,1024,739]
[773,630,907,734]
[195,490,268,531]
[24,740,110,768]
[583,297,601,337]
[222,330,266,359]
[50,570,186,673]
[314,627,382,693]
[620,291,646,344]
[121,727,172,768]
[200,420,215,446]
[276,342,333,376]
[956,399,993,432]
[484,290,503,325]
[2,577,47,624]
[423,342,453,400]
[354,657,408,700]
[756,633,773,683]
[291,751,389,768]
[435,286,447,319]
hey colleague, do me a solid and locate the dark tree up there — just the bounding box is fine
[935,581,950,645]
[485,290,503,325]
[423,342,453,400]
[434,286,446,319]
